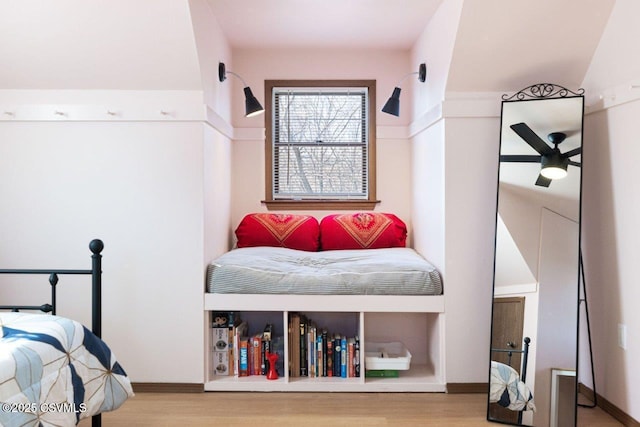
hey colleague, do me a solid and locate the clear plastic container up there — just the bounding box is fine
[365,342,412,370]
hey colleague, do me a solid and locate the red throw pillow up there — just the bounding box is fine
[319,213,407,250]
[235,213,320,251]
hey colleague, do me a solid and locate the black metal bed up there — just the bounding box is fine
[491,336,532,425]
[0,238,104,427]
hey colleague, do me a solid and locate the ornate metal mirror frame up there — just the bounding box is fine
[487,83,585,426]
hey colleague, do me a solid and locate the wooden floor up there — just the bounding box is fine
[78,392,624,427]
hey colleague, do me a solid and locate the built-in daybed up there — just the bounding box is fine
[203,213,445,392]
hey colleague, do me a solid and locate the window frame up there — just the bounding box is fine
[263,79,378,210]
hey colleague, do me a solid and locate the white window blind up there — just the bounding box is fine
[272,87,369,200]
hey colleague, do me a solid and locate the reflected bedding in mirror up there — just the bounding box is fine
[490,361,536,412]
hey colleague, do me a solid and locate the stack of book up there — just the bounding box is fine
[211,312,281,378]
[238,322,273,377]
[210,312,233,376]
[288,313,360,379]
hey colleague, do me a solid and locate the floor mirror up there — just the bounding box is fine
[487,84,584,426]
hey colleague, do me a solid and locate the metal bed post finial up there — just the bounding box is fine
[89,239,103,339]
[49,273,58,315]
[89,238,104,427]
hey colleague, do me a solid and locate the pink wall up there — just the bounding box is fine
[231,48,414,127]
[228,48,415,234]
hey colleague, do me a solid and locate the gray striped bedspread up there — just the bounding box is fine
[206,247,442,295]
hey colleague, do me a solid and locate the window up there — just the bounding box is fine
[264,80,378,210]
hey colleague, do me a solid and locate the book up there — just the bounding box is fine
[354,336,360,377]
[233,321,248,376]
[239,338,249,377]
[227,313,237,377]
[262,323,273,375]
[365,369,399,378]
[289,313,300,377]
[321,329,328,377]
[299,315,307,376]
[250,334,262,376]
[317,334,324,378]
[348,337,355,378]
[308,324,316,378]
[212,350,229,376]
[327,337,333,377]
[341,335,347,378]
[211,312,232,377]
[333,335,341,377]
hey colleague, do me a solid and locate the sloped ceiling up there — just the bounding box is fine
[0,0,618,93]
[582,0,640,96]
[0,0,201,90]
[446,0,615,92]
[206,0,444,49]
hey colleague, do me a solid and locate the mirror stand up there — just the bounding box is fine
[578,252,597,410]
[488,83,585,426]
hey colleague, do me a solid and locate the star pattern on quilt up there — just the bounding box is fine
[0,313,133,426]
[489,361,536,412]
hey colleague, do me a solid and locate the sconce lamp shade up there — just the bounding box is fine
[382,87,402,116]
[244,87,264,117]
[382,63,426,117]
[218,62,264,118]
[541,150,569,179]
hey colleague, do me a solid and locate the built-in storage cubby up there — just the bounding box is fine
[203,293,445,392]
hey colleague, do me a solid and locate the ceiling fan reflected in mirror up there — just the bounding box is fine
[500,122,582,187]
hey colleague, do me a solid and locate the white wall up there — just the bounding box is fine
[578,0,640,420]
[581,102,640,420]
[410,0,501,384]
[533,209,579,427]
[188,0,233,121]
[494,215,536,289]
[496,187,543,283]
[0,0,234,384]
[442,116,500,383]
[411,113,499,385]
[410,121,445,271]
[0,120,211,382]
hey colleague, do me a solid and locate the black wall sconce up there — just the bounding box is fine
[382,63,427,117]
[218,62,264,118]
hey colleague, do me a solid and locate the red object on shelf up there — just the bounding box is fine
[266,351,279,380]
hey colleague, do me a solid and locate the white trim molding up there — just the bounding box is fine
[408,92,503,138]
[585,78,640,115]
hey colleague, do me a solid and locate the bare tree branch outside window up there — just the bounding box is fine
[273,88,369,200]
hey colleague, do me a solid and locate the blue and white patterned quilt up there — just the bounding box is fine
[490,361,536,412]
[0,312,133,426]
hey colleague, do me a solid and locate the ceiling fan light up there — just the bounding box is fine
[541,165,568,179]
[541,150,569,180]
